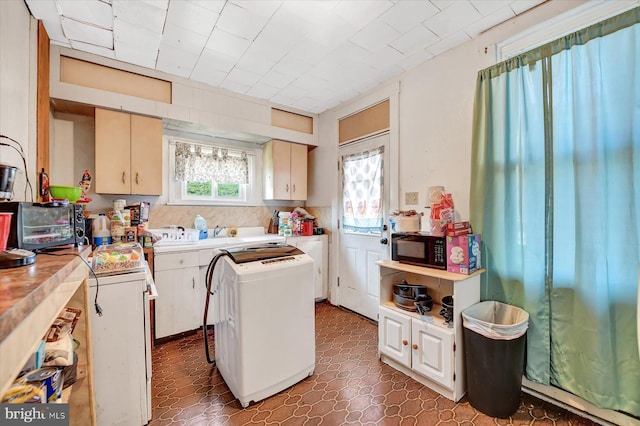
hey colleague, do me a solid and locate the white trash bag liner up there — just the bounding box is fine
[462,301,529,340]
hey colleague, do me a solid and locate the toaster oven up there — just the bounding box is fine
[0,202,85,250]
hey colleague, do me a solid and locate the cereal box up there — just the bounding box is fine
[446,234,481,274]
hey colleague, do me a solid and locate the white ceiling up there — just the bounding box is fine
[25,0,545,114]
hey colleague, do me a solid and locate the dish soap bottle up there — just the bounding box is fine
[194,215,208,240]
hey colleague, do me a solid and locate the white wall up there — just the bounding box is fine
[0,0,36,202]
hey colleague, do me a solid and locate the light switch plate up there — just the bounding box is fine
[405,192,419,205]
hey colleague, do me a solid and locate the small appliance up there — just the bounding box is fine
[391,232,446,269]
[0,201,84,251]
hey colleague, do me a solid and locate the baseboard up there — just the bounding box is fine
[522,378,640,426]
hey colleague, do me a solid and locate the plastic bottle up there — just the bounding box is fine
[92,214,112,246]
[278,212,292,236]
[194,214,208,240]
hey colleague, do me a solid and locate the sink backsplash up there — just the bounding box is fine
[148,205,331,234]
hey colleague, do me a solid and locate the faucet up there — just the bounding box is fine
[213,225,226,238]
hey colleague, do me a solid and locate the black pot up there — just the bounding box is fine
[439,295,454,326]
[393,280,428,299]
[0,163,17,201]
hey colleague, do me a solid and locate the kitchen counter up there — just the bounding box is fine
[0,245,91,342]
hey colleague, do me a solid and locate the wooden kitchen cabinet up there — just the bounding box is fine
[153,251,200,339]
[263,139,307,200]
[376,260,483,402]
[95,108,162,195]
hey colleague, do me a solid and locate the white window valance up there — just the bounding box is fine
[174,141,249,184]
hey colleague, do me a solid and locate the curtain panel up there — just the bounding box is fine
[470,7,640,416]
[174,141,249,184]
[341,147,385,233]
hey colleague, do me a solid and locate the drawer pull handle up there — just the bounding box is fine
[402,340,408,346]
[192,278,195,289]
[122,172,126,183]
[136,172,140,184]
[285,184,289,192]
[412,344,418,350]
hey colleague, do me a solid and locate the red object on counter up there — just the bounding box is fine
[300,220,313,236]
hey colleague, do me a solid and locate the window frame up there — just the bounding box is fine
[167,139,262,206]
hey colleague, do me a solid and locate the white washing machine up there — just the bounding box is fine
[212,243,315,408]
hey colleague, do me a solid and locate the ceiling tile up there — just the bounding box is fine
[138,0,169,10]
[70,40,115,58]
[156,44,200,77]
[365,46,405,69]
[225,67,263,87]
[57,0,113,29]
[165,1,220,37]
[286,41,332,66]
[397,48,434,71]
[113,18,162,49]
[161,25,208,54]
[470,0,508,16]
[334,0,394,28]
[381,1,439,33]
[423,1,482,38]
[114,41,158,69]
[190,59,228,87]
[389,24,439,54]
[244,34,291,62]
[350,20,401,53]
[24,0,59,20]
[215,2,269,41]
[259,69,297,89]
[230,0,283,19]
[220,79,251,94]
[262,7,310,43]
[510,0,546,15]
[41,19,69,44]
[245,83,281,100]
[206,28,251,59]
[191,0,226,13]
[235,52,277,75]
[427,31,471,56]
[304,16,359,49]
[280,0,338,23]
[290,74,329,91]
[325,42,370,66]
[61,17,113,49]
[430,0,457,12]
[193,48,237,74]
[272,55,313,78]
[465,6,516,38]
[112,0,166,34]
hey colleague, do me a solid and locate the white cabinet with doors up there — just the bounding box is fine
[263,139,307,200]
[153,250,200,339]
[287,234,328,300]
[376,260,482,401]
[95,108,163,195]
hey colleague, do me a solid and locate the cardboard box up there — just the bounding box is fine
[446,234,481,274]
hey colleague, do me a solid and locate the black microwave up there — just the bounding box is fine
[0,202,85,250]
[391,232,446,269]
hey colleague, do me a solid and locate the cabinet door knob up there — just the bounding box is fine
[122,172,126,183]
[286,184,289,192]
[192,278,195,289]
[292,184,296,193]
[136,172,140,184]
[412,344,418,350]
[402,340,408,346]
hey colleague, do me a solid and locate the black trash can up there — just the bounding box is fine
[462,301,529,418]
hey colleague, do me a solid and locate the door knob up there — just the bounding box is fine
[380,237,388,245]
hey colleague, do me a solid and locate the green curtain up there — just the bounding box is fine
[470,7,640,416]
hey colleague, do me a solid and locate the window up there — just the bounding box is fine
[168,139,260,206]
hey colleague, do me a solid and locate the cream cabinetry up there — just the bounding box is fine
[376,260,482,402]
[286,235,328,300]
[153,251,200,339]
[263,139,307,200]
[95,108,162,195]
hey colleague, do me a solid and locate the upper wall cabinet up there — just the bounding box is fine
[263,140,307,201]
[95,108,162,195]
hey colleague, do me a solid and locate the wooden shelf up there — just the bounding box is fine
[381,300,454,331]
[376,260,484,281]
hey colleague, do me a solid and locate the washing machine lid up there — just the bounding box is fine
[223,242,304,264]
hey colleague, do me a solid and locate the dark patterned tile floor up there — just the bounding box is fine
[149,302,598,425]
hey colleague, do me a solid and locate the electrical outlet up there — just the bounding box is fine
[405,192,419,205]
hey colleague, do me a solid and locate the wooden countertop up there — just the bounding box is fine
[0,245,91,343]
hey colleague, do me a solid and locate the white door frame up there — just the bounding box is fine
[330,85,400,314]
